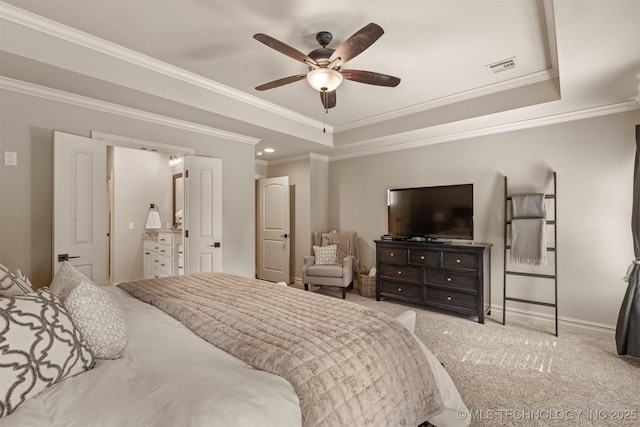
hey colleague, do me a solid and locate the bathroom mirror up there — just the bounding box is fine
[173,173,184,229]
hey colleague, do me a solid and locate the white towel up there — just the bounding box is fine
[511,218,547,265]
[511,193,546,218]
[145,211,162,229]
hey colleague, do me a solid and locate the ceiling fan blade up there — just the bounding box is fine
[328,23,384,66]
[341,69,401,87]
[320,90,337,109]
[255,73,307,91]
[254,33,318,67]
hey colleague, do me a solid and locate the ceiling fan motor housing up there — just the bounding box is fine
[308,48,335,69]
[315,31,333,47]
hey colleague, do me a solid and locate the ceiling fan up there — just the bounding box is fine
[253,23,401,110]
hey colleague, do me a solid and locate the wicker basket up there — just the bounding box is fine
[358,273,376,298]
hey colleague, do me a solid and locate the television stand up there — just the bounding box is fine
[375,240,492,323]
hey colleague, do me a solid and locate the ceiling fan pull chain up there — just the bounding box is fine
[323,110,326,133]
[323,91,327,133]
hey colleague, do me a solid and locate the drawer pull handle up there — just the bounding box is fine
[397,271,402,275]
[447,277,452,282]
[390,252,395,257]
[447,296,452,301]
[456,259,461,263]
[398,288,402,292]
[420,255,425,260]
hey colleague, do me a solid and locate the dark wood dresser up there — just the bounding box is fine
[375,240,492,323]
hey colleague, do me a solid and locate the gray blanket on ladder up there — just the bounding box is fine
[511,193,547,265]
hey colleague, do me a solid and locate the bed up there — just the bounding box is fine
[1,269,470,427]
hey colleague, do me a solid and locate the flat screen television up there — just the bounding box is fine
[387,184,473,240]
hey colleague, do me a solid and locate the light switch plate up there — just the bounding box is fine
[4,151,17,166]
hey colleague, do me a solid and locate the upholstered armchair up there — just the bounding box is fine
[302,230,359,299]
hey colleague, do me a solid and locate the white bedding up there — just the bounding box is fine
[1,286,469,427]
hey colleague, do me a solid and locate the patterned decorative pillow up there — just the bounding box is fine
[313,244,338,265]
[64,281,127,359]
[0,263,34,296]
[49,261,96,303]
[0,288,95,418]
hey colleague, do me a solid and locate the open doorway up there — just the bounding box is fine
[54,130,222,285]
[107,146,183,284]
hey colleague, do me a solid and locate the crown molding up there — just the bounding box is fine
[0,1,328,133]
[0,77,260,145]
[90,132,196,155]
[328,100,640,161]
[309,152,330,162]
[334,68,559,133]
[265,152,329,166]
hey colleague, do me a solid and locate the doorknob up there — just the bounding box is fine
[58,254,80,262]
[280,234,288,238]
[206,242,221,248]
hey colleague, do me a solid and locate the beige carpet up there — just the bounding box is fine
[306,285,640,426]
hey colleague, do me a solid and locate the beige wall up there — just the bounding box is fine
[328,111,639,329]
[309,156,329,239]
[0,89,257,285]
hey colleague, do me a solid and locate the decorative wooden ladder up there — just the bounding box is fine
[503,172,558,336]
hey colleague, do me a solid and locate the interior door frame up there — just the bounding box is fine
[90,132,194,281]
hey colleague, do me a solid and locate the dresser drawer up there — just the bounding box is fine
[157,255,173,277]
[443,252,478,271]
[157,244,173,258]
[143,240,158,251]
[427,288,476,311]
[158,232,174,245]
[380,279,424,301]
[426,270,478,291]
[379,247,407,263]
[380,264,423,283]
[409,249,439,267]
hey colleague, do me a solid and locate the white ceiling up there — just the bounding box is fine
[1,0,639,160]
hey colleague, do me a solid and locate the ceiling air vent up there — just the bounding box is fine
[485,57,517,74]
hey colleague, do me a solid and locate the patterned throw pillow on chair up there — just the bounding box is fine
[313,244,338,265]
[0,263,34,296]
[0,288,95,417]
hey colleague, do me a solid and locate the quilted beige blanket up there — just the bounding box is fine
[119,272,443,426]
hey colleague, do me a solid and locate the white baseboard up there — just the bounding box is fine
[488,304,615,335]
[294,275,616,335]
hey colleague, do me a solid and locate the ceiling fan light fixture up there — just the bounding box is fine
[306,68,343,92]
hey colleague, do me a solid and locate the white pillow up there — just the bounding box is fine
[64,280,127,359]
[0,288,95,418]
[0,263,33,296]
[313,244,338,265]
[49,261,96,303]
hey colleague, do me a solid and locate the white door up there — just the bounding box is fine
[184,156,222,273]
[53,131,107,284]
[257,176,290,283]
